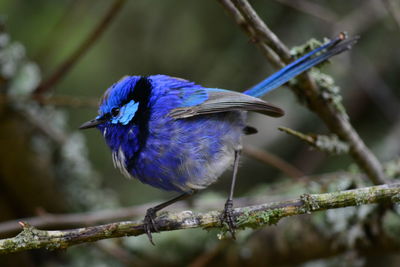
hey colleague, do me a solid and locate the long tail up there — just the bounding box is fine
[244,33,358,98]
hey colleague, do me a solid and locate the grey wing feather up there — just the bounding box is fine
[169,90,284,119]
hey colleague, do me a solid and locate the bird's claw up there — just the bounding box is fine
[221,199,236,239]
[143,208,159,245]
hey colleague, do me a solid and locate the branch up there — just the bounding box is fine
[189,211,400,266]
[1,182,399,254]
[0,202,158,237]
[274,0,338,23]
[228,0,291,61]
[0,94,99,108]
[278,126,349,154]
[34,0,126,94]
[383,0,400,31]
[217,0,285,68]
[4,166,378,237]
[218,0,386,185]
[243,144,304,178]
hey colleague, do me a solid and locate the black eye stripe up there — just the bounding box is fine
[126,76,152,172]
[102,113,111,120]
[111,107,120,117]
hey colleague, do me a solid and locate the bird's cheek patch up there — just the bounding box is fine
[111,100,139,125]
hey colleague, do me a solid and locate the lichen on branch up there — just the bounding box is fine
[1,182,399,254]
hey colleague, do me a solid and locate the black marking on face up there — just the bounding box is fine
[126,76,153,171]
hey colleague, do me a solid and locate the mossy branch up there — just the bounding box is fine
[279,126,349,154]
[218,0,386,185]
[1,182,399,254]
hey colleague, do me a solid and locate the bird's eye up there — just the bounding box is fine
[111,107,120,117]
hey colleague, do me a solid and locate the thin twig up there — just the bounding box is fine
[275,0,338,23]
[278,127,349,155]
[332,1,387,35]
[0,182,399,254]
[243,144,304,178]
[188,241,229,267]
[95,240,138,266]
[218,0,386,185]
[217,0,285,69]
[0,94,99,108]
[226,0,291,62]
[34,0,127,94]
[383,0,400,31]
[34,0,82,60]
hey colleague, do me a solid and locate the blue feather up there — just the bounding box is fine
[244,34,353,97]
[111,100,139,125]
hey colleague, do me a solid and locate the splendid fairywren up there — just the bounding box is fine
[80,33,356,243]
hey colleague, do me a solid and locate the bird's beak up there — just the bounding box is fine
[79,117,105,130]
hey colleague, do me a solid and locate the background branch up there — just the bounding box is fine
[8,159,397,238]
[218,0,386,185]
[243,144,304,178]
[34,0,127,94]
[383,0,400,31]
[1,182,399,254]
[274,0,338,23]
[0,94,99,108]
[278,126,349,154]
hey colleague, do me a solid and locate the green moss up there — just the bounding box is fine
[2,225,64,252]
[391,193,400,203]
[300,194,320,213]
[310,70,346,114]
[2,239,16,251]
[217,208,285,239]
[290,38,324,58]
[315,134,349,154]
[44,241,62,251]
[236,208,284,229]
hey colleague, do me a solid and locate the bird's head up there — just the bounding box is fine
[79,75,156,175]
[79,75,155,154]
[79,76,150,131]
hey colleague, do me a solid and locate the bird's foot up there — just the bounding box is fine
[143,207,159,245]
[221,199,236,239]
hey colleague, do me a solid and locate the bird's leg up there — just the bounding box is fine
[144,191,194,245]
[221,149,241,239]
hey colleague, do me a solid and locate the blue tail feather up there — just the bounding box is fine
[244,33,358,98]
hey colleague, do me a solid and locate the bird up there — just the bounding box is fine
[80,33,357,244]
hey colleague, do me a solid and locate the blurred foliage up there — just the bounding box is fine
[0,0,400,266]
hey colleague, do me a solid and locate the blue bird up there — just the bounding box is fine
[80,34,356,243]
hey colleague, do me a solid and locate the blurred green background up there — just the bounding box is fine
[1,0,400,266]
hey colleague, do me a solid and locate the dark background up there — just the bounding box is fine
[0,0,399,266]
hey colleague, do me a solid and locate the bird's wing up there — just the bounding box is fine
[169,88,284,119]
